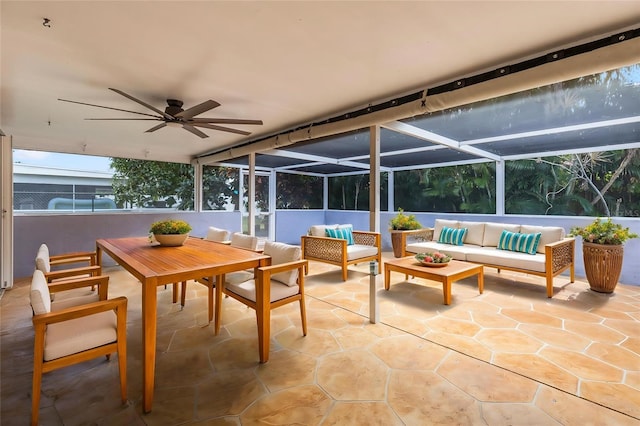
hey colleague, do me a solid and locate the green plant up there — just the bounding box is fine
[389,208,422,230]
[569,217,638,245]
[149,219,192,235]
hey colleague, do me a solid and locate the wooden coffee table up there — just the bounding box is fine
[384,257,483,305]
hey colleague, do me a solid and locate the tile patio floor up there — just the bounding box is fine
[1,252,639,425]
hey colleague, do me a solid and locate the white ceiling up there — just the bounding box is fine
[2,1,640,165]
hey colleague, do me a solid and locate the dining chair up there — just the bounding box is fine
[35,243,101,283]
[186,230,256,323]
[176,226,232,318]
[215,241,308,362]
[29,269,128,426]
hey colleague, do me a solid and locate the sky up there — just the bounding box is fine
[12,149,113,173]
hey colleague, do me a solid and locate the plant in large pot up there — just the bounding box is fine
[149,219,192,247]
[570,217,637,293]
[389,208,423,258]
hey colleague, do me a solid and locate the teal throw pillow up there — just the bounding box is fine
[438,226,467,246]
[498,230,542,255]
[326,226,355,245]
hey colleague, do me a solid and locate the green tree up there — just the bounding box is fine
[276,173,323,209]
[110,158,194,210]
[202,165,239,210]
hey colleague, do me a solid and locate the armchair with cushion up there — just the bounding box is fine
[215,241,307,363]
[35,243,101,283]
[301,224,381,281]
[176,226,231,314]
[190,232,259,323]
[29,270,128,426]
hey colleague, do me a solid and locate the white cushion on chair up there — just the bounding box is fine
[230,233,260,250]
[205,227,230,242]
[45,311,117,361]
[35,245,51,273]
[30,270,51,315]
[346,244,378,261]
[263,241,301,286]
[226,279,299,303]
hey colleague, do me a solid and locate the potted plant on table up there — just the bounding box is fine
[569,217,637,293]
[389,208,423,258]
[149,219,192,247]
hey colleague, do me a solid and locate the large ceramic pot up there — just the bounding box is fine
[154,233,189,247]
[582,242,624,293]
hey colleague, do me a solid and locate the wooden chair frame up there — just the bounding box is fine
[31,275,127,426]
[215,259,308,363]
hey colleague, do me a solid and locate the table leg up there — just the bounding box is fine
[478,269,484,294]
[142,278,158,413]
[214,275,223,335]
[255,271,271,363]
[443,278,452,305]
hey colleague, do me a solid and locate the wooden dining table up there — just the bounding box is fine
[96,236,270,413]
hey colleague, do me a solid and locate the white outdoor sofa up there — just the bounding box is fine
[399,219,575,298]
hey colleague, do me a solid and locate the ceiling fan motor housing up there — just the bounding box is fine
[165,99,184,116]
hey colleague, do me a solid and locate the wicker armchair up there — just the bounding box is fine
[301,224,381,281]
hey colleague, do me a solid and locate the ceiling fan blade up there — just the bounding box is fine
[191,118,263,125]
[85,118,162,121]
[109,88,174,120]
[58,98,161,118]
[182,125,209,138]
[176,100,221,119]
[192,122,251,136]
[145,123,167,133]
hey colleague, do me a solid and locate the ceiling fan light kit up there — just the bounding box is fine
[58,88,263,139]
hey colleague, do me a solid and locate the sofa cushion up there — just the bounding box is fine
[346,244,378,261]
[520,225,565,254]
[497,230,542,255]
[482,223,521,247]
[459,221,485,246]
[438,226,467,246]
[326,225,355,245]
[406,241,484,261]
[433,219,460,242]
[309,224,339,237]
[466,247,547,273]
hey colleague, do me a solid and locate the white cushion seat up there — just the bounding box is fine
[346,244,379,261]
[466,247,547,273]
[226,279,300,303]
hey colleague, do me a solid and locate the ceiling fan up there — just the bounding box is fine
[58,88,263,138]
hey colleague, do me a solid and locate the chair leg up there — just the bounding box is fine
[31,336,44,426]
[342,267,348,281]
[299,296,307,336]
[117,343,127,403]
